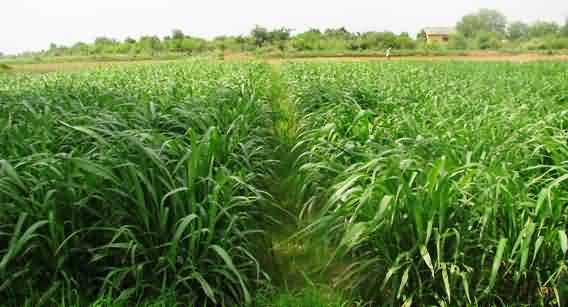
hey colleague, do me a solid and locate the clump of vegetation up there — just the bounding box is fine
[9,9,567,61]
[253,285,364,307]
[0,63,12,70]
[286,61,568,306]
[0,62,278,306]
[2,60,568,306]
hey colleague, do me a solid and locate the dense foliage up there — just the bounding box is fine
[1,60,568,306]
[286,62,568,306]
[5,10,567,59]
[0,62,277,306]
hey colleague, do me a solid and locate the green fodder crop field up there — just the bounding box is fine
[285,62,568,306]
[0,63,278,306]
[1,61,568,306]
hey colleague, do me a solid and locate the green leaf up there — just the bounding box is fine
[382,265,401,289]
[339,222,368,250]
[532,236,544,266]
[374,195,393,222]
[397,266,410,299]
[442,264,451,303]
[420,245,435,277]
[401,296,413,307]
[210,245,251,304]
[558,230,568,255]
[486,238,507,293]
[461,272,471,304]
[59,121,109,146]
[192,272,216,304]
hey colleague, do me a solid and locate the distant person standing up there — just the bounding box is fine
[385,48,392,60]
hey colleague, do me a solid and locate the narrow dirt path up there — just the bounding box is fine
[263,53,568,64]
[263,65,340,292]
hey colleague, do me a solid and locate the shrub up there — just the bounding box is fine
[476,32,502,49]
[537,36,568,50]
[447,33,469,49]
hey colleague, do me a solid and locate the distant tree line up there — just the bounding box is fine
[39,26,417,57]
[446,9,568,50]
[28,9,568,57]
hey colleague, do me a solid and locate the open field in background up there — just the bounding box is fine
[0,60,186,74]
[1,60,568,306]
[266,52,568,63]
[1,51,568,74]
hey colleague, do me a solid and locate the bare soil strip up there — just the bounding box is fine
[6,53,568,74]
[264,53,568,63]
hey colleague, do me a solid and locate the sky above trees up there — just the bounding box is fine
[2,0,568,54]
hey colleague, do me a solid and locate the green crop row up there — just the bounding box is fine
[285,61,568,306]
[2,61,568,306]
[0,62,277,306]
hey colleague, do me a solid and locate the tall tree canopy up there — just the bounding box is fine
[528,21,560,38]
[560,18,568,37]
[457,9,507,38]
[507,21,530,41]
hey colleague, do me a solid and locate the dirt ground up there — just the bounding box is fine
[5,59,181,73]
[264,52,568,64]
[5,53,568,74]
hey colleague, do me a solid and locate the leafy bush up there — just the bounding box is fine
[476,32,502,49]
[447,33,469,49]
[531,36,568,50]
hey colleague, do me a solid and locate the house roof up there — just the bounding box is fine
[423,27,456,36]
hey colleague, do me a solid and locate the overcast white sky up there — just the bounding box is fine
[1,0,567,54]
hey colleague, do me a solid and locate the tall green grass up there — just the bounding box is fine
[0,62,277,306]
[2,60,568,306]
[286,61,568,306]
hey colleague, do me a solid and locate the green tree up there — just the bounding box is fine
[561,18,568,37]
[233,35,251,51]
[457,14,482,38]
[116,43,133,54]
[251,25,270,47]
[94,37,117,46]
[476,32,502,49]
[213,36,228,52]
[169,29,186,51]
[180,37,208,53]
[478,9,507,35]
[457,9,506,38]
[395,32,416,49]
[528,21,559,38]
[93,37,118,54]
[172,29,185,40]
[416,30,427,44]
[507,21,530,41]
[358,32,392,50]
[139,36,162,54]
[536,36,568,49]
[270,28,292,51]
[291,29,323,51]
[71,42,90,55]
[269,27,292,41]
[447,33,468,49]
[324,27,351,39]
